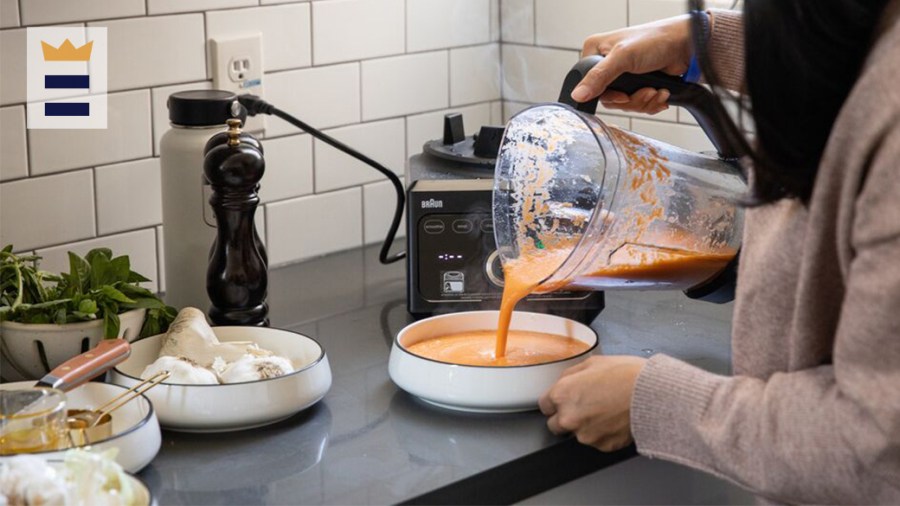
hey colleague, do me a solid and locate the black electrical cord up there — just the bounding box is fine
[237,94,406,265]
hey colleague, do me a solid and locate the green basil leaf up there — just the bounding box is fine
[124,297,165,310]
[77,298,98,314]
[102,309,120,338]
[85,248,112,264]
[98,286,135,304]
[68,251,90,293]
[127,271,152,283]
[109,256,131,284]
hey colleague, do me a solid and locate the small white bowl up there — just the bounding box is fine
[389,310,598,413]
[0,382,161,473]
[108,327,332,432]
[1,308,147,380]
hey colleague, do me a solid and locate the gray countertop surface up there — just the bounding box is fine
[138,245,735,505]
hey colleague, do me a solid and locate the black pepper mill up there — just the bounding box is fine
[204,118,269,326]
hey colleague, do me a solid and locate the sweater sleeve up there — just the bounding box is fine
[706,9,745,92]
[629,123,900,504]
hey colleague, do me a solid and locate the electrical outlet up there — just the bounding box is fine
[211,34,266,134]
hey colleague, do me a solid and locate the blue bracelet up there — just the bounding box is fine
[684,10,710,83]
[684,54,702,83]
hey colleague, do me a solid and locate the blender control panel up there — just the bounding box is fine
[407,179,599,317]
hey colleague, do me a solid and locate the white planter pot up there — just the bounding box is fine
[0,308,147,380]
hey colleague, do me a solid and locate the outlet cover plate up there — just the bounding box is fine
[211,33,265,133]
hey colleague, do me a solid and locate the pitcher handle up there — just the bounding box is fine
[558,55,746,162]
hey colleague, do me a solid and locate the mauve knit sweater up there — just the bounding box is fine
[629,7,900,504]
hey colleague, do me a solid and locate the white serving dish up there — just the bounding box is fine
[0,382,161,473]
[108,326,332,432]
[1,308,147,380]
[389,310,598,413]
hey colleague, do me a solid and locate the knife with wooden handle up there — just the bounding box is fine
[33,338,131,392]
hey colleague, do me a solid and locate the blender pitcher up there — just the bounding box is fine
[492,56,748,302]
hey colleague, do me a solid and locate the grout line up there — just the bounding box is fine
[531,0,536,45]
[91,167,100,237]
[446,48,451,107]
[31,225,160,254]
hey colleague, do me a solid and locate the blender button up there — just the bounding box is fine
[452,219,474,234]
[423,219,445,234]
[480,219,494,233]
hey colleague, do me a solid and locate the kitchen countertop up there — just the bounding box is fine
[137,244,736,505]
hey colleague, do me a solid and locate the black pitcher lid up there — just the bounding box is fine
[167,90,245,127]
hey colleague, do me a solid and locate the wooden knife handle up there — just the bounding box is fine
[36,339,131,391]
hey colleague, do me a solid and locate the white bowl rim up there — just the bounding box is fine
[112,326,327,387]
[0,308,145,331]
[394,310,599,369]
[0,382,155,456]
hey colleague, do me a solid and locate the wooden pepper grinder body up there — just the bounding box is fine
[204,119,269,326]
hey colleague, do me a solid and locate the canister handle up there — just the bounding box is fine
[558,55,744,161]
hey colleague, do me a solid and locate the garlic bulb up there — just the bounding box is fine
[218,355,294,384]
[158,307,271,367]
[140,355,218,384]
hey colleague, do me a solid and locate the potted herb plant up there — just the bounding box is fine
[0,245,177,379]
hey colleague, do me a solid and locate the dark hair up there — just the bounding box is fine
[691,0,890,205]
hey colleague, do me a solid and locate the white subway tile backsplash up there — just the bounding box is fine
[0,170,95,251]
[490,100,503,125]
[501,44,578,103]
[265,64,360,137]
[21,0,143,25]
[502,100,532,122]
[261,0,306,4]
[631,118,715,153]
[91,15,205,92]
[363,179,406,245]
[266,188,362,265]
[148,0,256,15]
[155,225,165,293]
[36,228,159,293]
[361,51,449,121]
[312,0,404,65]
[535,0,627,49]
[314,119,405,193]
[450,44,501,106]
[95,158,162,235]
[405,102,492,158]
[206,4,312,73]
[150,81,213,156]
[29,90,152,175]
[407,0,491,52]
[0,106,27,181]
[258,134,313,203]
[500,0,534,44]
[0,29,25,105]
[489,0,500,42]
[0,0,19,28]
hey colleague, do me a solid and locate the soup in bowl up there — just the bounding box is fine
[388,311,598,413]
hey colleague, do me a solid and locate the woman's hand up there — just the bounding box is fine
[538,355,647,452]
[574,15,694,114]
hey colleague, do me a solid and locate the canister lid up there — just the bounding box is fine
[167,90,245,127]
